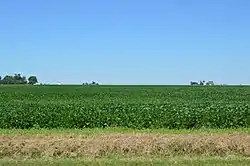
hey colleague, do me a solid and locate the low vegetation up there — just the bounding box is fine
[0,129,249,165]
[0,85,249,165]
[1,133,249,158]
[0,85,249,129]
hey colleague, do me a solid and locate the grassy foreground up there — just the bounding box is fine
[0,128,249,165]
[1,156,250,166]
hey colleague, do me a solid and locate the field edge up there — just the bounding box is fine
[0,127,249,136]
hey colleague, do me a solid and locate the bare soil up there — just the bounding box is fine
[0,133,249,159]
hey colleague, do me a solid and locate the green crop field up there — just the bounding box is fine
[0,85,249,129]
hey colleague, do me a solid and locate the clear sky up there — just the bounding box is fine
[1,0,250,85]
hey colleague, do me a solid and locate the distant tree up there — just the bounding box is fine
[13,74,27,84]
[199,80,205,85]
[14,74,21,80]
[28,76,38,85]
[206,81,215,86]
[0,74,39,85]
[83,81,99,85]
[92,81,99,85]
[1,75,15,84]
[190,81,199,85]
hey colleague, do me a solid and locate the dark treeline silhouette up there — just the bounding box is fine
[83,81,99,85]
[190,80,215,86]
[0,74,38,85]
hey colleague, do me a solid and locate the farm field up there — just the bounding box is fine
[0,85,249,165]
[0,85,249,129]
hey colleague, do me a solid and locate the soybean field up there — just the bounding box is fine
[0,85,249,129]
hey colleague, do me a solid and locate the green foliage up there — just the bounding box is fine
[28,76,38,85]
[0,85,249,129]
[0,73,37,85]
[1,74,26,84]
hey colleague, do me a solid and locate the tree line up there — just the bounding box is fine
[190,80,215,86]
[82,81,99,85]
[0,74,38,85]
[0,73,217,86]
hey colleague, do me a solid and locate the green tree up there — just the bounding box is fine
[28,76,38,85]
[91,81,99,85]
[0,74,31,84]
[199,80,205,85]
[1,75,15,84]
[190,81,198,85]
[13,74,27,84]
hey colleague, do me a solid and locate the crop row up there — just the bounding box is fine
[0,85,249,129]
[0,102,249,129]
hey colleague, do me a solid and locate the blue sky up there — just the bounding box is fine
[1,0,250,85]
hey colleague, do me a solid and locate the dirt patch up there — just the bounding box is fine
[0,133,249,158]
